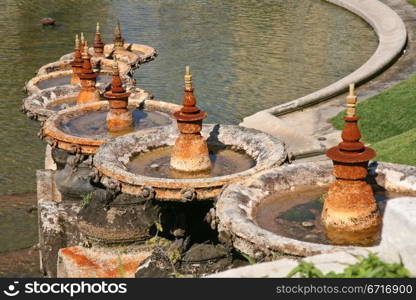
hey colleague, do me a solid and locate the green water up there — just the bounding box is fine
[0,0,377,195]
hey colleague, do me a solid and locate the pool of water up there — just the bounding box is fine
[59,109,172,138]
[0,0,376,195]
[46,95,107,111]
[255,187,414,246]
[127,146,256,179]
[35,74,112,90]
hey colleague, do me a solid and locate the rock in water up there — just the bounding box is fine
[40,18,55,26]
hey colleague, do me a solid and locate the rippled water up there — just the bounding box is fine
[0,0,377,195]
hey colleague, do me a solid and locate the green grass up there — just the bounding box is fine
[287,253,410,278]
[372,128,416,165]
[408,0,416,7]
[331,74,416,165]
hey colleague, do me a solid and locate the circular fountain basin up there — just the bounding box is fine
[105,44,158,67]
[60,44,157,69]
[25,70,110,96]
[41,99,180,155]
[216,160,416,258]
[22,86,151,122]
[37,57,132,77]
[93,124,287,202]
[26,58,134,96]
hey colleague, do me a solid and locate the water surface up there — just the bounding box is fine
[0,0,377,195]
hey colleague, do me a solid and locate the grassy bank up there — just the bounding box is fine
[331,74,416,165]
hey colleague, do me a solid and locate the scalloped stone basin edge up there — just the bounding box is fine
[93,124,287,202]
[216,160,416,258]
[41,99,180,155]
[22,86,152,123]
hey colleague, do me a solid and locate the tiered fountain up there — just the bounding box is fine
[23,22,166,277]
[22,27,144,122]
[59,21,157,70]
[216,85,416,259]
[54,67,286,277]
[37,59,180,277]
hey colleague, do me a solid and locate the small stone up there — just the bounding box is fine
[301,221,314,228]
[318,137,326,141]
[150,163,159,170]
[40,17,55,26]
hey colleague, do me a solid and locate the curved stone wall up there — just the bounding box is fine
[240,0,407,136]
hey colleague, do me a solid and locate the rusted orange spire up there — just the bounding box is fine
[173,66,207,122]
[70,34,83,85]
[105,57,130,99]
[170,66,211,173]
[76,41,100,104]
[326,84,376,162]
[104,56,132,132]
[322,83,380,246]
[93,22,105,57]
[113,20,124,50]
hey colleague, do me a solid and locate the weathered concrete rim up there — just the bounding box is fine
[241,0,406,122]
[22,85,80,122]
[37,57,132,77]
[22,86,152,123]
[59,43,157,69]
[216,160,416,257]
[42,99,179,155]
[93,124,287,190]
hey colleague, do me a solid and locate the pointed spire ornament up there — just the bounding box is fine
[93,22,105,57]
[322,83,381,246]
[70,34,83,85]
[113,20,125,51]
[104,56,132,132]
[76,41,100,104]
[170,66,211,173]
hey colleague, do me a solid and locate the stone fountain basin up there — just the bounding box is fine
[105,43,158,66]
[60,44,157,69]
[22,86,151,123]
[37,57,132,77]
[216,160,416,258]
[41,99,180,155]
[25,69,129,96]
[93,124,287,202]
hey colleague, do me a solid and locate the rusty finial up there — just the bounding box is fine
[114,20,124,50]
[93,22,105,57]
[70,34,83,85]
[108,56,126,94]
[173,66,206,119]
[104,55,132,132]
[170,66,211,173]
[77,40,99,104]
[322,84,379,245]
